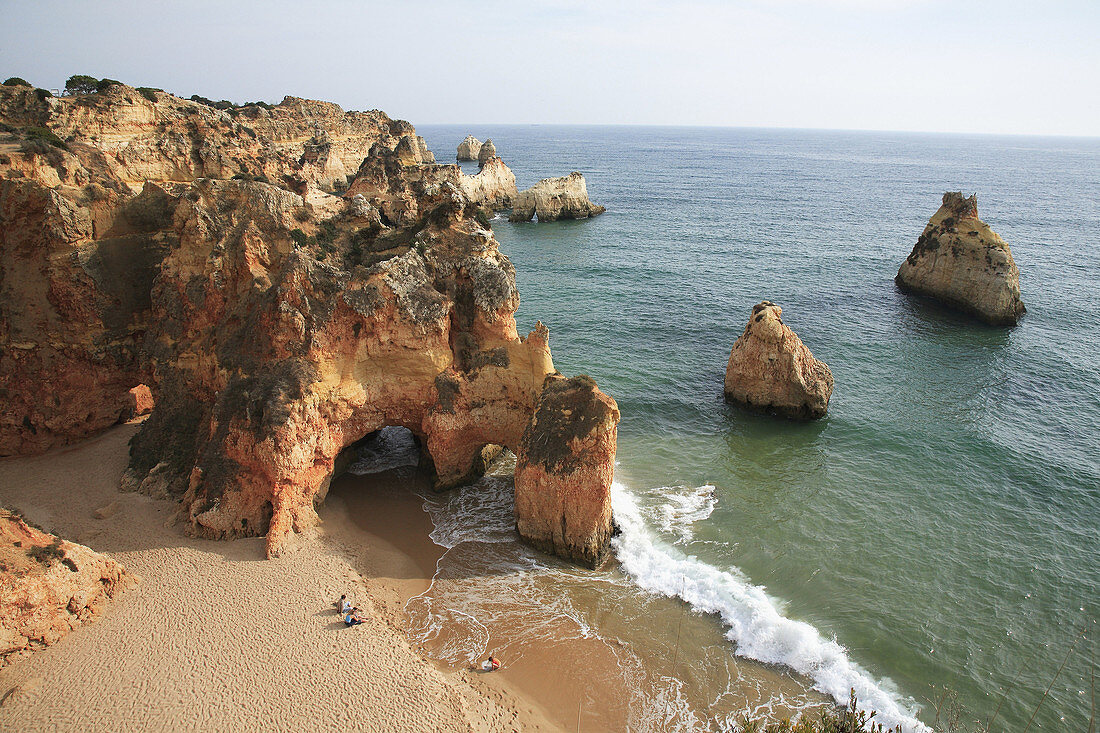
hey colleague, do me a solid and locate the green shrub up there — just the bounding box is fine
[35,88,52,100]
[2,77,31,87]
[137,87,161,103]
[735,690,902,733]
[23,126,68,150]
[95,78,123,92]
[65,74,99,96]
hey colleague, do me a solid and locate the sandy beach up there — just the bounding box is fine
[0,422,560,732]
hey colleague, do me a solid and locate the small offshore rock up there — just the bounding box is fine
[896,192,1025,325]
[508,172,605,223]
[723,302,833,420]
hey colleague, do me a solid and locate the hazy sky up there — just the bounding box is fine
[2,0,1098,136]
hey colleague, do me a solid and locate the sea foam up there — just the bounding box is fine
[611,481,931,733]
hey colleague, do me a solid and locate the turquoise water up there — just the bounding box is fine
[416,125,1100,730]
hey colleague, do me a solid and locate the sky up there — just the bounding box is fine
[2,0,1098,136]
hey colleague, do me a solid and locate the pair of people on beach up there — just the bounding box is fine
[335,594,365,626]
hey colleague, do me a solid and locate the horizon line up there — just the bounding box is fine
[408,120,1100,141]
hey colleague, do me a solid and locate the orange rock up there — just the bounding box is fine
[0,509,134,664]
[515,375,620,568]
[724,302,833,420]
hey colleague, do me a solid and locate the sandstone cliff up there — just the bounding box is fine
[896,192,1025,325]
[724,302,833,420]
[509,172,605,223]
[457,135,481,161]
[0,81,617,566]
[0,509,134,664]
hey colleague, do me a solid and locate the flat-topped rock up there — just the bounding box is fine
[457,134,482,161]
[896,192,1025,325]
[508,172,605,223]
[724,302,833,420]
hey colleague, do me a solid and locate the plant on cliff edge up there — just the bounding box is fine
[64,74,99,96]
[2,77,31,87]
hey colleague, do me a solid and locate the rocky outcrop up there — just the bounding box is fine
[724,302,833,420]
[477,139,497,168]
[515,375,620,567]
[456,156,517,210]
[509,172,605,223]
[896,192,1025,325]
[1,509,134,664]
[457,135,482,161]
[0,82,619,566]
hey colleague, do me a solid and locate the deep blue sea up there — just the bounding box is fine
[401,124,1100,731]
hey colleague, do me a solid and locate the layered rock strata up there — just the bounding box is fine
[456,135,482,161]
[896,192,1025,325]
[1,509,134,663]
[724,302,833,420]
[0,82,617,565]
[509,172,605,223]
[515,375,620,568]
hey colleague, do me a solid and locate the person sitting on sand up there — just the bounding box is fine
[344,607,365,627]
[335,594,349,613]
[481,653,500,671]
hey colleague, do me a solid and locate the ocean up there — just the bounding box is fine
[360,125,1100,731]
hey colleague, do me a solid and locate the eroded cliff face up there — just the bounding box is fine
[0,509,134,664]
[0,83,616,565]
[724,302,833,420]
[509,172,605,223]
[896,192,1025,325]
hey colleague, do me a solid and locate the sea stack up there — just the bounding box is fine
[515,375,620,568]
[508,172,606,223]
[896,192,1025,325]
[456,134,482,161]
[724,302,833,420]
[477,138,497,168]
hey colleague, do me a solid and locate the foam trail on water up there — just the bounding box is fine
[611,481,931,733]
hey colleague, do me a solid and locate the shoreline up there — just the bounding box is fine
[0,423,559,732]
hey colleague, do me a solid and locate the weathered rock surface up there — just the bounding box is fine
[896,192,1025,325]
[477,139,497,168]
[0,82,619,565]
[0,508,134,664]
[509,172,605,223]
[456,135,482,162]
[455,156,517,210]
[724,302,833,420]
[515,375,620,567]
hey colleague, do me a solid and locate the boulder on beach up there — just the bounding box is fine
[896,192,1025,326]
[456,135,482,161]
[508,172,605,223]
[723,302,833,420]
[477,138,497,168]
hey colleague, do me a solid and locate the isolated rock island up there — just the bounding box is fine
[0,81,619,567]
[724,302,833,420]
[896,192,1025,325]
[509,172,605,222]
